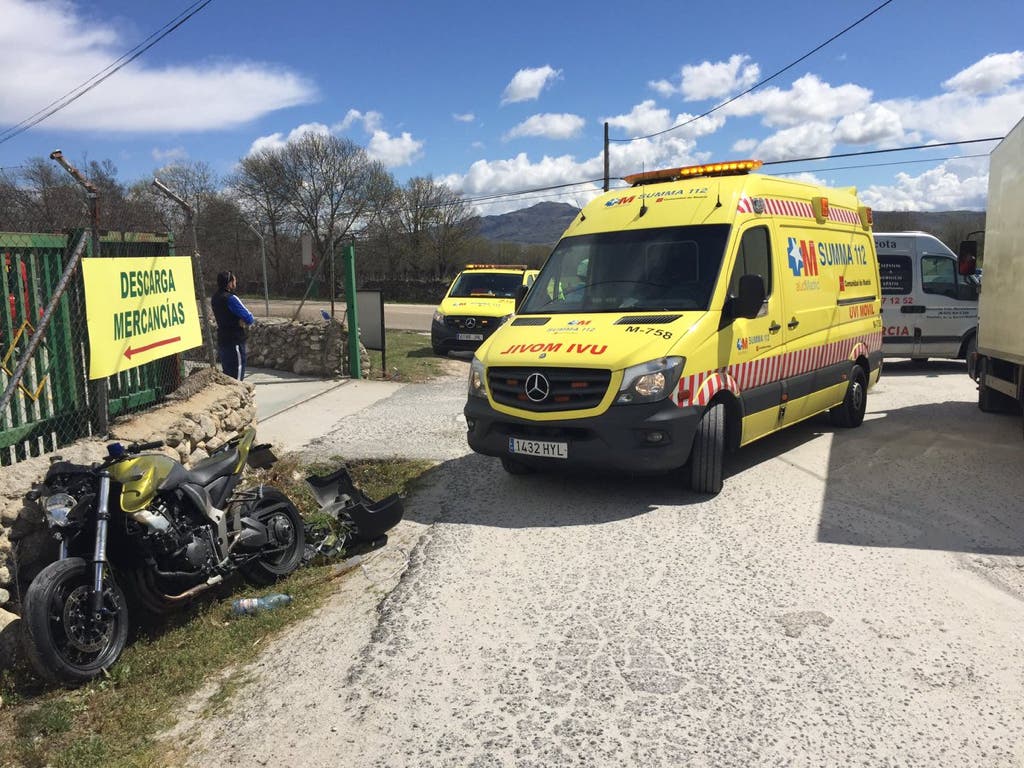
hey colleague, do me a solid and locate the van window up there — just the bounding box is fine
[879,255,912,295]
[728,226,772,298]
[922,254,978,301]
[521,225,730,314]
[921,255,958,299]
[449,271,523,299]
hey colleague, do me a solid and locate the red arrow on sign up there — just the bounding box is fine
[124,336,181,359]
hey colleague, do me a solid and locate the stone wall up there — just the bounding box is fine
[0,368,256,669]
[216,317,372,377]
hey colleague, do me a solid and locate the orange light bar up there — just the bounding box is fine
[464,263,528,270]
[624,159,763,186]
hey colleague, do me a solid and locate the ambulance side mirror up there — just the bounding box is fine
[957,240,978,277]
[732,274,766,320]
[515,284,529,311]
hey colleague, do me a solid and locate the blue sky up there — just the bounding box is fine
[1,0,1023,215]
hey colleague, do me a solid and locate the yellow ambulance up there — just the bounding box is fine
[431,264,539,355]
[464,160,882,493]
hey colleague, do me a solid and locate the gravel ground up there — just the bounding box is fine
[169,359,1024,767]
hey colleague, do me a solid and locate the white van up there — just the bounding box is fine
[875,232,979,362]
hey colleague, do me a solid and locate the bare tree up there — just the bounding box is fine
[228,149,295,292]
[384,176,477,279]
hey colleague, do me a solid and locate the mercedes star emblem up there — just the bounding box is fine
[465,318,476,329]
[524,372,550,402]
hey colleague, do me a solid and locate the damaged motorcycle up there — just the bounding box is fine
[21,427,403,685]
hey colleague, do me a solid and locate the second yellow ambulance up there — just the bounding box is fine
[464,160,882,493]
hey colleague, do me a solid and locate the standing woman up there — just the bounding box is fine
[211,271,254,380]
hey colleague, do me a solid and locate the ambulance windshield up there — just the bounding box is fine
[449,271,523,299]
[520,225,730,314]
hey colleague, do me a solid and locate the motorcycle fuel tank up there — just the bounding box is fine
[109,454,180,513]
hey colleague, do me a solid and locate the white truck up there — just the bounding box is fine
[964,113,1024,415]
[876,231,979,363]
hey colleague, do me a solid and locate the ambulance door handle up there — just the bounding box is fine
[769,321,781,333]
[901,305,925,314]
[787,318,800,330]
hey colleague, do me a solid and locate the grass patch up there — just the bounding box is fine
[364,329,449,383]
[0,456,432,768]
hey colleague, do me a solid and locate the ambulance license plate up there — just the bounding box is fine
[508,437,568,459]
[457,333,484,341]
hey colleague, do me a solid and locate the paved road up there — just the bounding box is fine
[178,359,1024,767]
[253,299,432,331]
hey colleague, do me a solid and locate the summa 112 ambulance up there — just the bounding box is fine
[431,264,538,355]
[875,231,979,363]
[464,160,882,494]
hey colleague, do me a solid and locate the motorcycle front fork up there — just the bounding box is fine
[90,470,112,619]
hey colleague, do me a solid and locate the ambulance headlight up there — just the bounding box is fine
[617,357,684,404]
[432,310,445,325]
[468,357,487,399]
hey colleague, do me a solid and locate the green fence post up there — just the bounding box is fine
[343,243,361,379]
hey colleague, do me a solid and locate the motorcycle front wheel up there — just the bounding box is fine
[22,557,130,686]
[239,487,306,586]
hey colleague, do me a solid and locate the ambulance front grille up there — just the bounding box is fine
[488,367,611,412]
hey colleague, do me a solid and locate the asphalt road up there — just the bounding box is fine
[176,359,1024,767]
[254,298,432,331]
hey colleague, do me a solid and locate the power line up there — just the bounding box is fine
[770,153,990,176]
[0,1,214,146]
[609,0,895,143]
[453,136,1003,210]
[761,137,1002,166]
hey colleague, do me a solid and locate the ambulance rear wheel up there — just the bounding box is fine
[689,402,725,495]
[830,365,867,428]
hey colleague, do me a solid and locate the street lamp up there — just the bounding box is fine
[152,178,216,367]
[240,216,270,317]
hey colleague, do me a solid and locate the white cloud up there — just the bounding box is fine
[151,146,188,163]
[366,130,423,167]
[731,138,758,154]
[247,123,331,155]
[0,0,316,132]
[650,55,760,101]
[943,51,1024,95]
[337,109,383,133]
[882,89,1024,142]
[339,110,425,167]
[834,104,907,145]
[453,113,476,123]
[505,113,585,140]
[501,65,561,104]
[746,122,837,162]
[859,158,989,211]
[601,100,727,143]
[722,74,873,128]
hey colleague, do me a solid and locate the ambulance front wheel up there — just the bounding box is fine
[830,365,867,428]
[689,402,725,495]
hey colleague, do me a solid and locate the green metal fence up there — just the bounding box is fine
[0,230,188,465]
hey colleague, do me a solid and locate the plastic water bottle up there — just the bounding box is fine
[231,593,292,615]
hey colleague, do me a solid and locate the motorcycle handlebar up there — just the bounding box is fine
[130,440,165,453]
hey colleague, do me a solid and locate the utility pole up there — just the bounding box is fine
[603,122,610,192]
[153,178,217,367]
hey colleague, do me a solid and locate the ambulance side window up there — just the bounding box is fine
[729,226,772,299]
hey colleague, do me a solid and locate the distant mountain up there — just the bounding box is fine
[474,202,579,245]
[475,202,986,252]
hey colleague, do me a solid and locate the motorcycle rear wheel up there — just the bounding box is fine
[22,557,129,686]
[239,488,306,586]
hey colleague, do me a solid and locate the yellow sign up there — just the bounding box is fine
[82,256,202,379]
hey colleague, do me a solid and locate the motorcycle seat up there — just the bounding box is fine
[186,448,240,486]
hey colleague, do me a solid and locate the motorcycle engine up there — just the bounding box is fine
[136,501,217,574]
